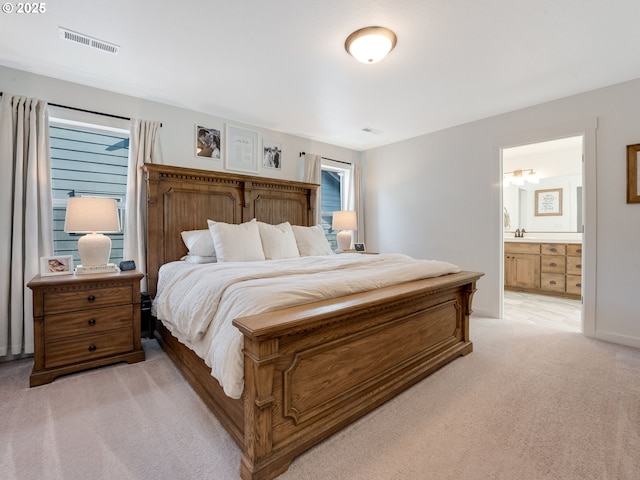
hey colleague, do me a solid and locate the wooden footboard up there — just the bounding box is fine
[232,270,481,479]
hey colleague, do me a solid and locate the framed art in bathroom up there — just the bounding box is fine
[627,144,640,203]
[534,188,562,216]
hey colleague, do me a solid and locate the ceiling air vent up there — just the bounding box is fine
[59,27,120,55]
[362,127,382,135]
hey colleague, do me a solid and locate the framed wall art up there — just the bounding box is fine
[40,255,73,276]
[535,188,563,216]
[225,124,259,173]
[263,140,282,169]
[196,125,221,159]
[627,144,640,203]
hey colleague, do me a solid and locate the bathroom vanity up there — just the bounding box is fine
[504,239,582,299]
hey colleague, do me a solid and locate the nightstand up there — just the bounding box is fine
[27,270,145,387]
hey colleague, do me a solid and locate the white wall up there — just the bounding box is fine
[4,65,640,348]
[364,77,640,348]
[0,66,360,179]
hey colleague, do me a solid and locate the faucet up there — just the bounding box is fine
[514,228,526,238]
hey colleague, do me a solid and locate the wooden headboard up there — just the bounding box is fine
[143,164,318,297]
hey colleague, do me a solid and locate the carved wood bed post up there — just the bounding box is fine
[462,279,479,347]
[241,337,282,480]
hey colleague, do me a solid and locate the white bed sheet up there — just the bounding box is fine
[153,253,460,399]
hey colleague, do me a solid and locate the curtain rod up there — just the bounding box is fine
[298,151,351,165]
[0,91,162,127]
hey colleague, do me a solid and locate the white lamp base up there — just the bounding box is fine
[77,233,112,266]
[336,230,352,252]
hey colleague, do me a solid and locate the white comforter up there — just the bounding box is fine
[153,253,460,399]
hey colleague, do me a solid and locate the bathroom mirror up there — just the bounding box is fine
[503,136,582,233]
[503,177,581,233]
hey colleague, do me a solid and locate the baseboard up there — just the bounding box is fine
[588,331,640,349]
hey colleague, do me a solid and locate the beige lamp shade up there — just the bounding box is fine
[332,210,357,231]
[332,210,357,251]
[64,197,120,266]
[64,197,120,233]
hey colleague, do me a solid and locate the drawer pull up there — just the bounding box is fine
[550,248,557,252]
[87,295,96,302]
[576,283,582,287]
[88,345,97,352]
[88,318,96,326]
[549,280,557,285]
[576,264,582,269]
[576,248,582,253]
[550,262,557,267]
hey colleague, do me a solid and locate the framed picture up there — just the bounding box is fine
[354,242,366,252]
[40,255,73,276]
[535,188,563,216]
[196,125,221,159]
[263,140,282,169]
[225,124,259,173]
[627,144,640,203]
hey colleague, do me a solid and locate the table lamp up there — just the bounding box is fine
[332,210,357,252]
[64,197,120,272]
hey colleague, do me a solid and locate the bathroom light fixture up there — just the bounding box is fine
[345,26,397,64]
[504,169,540,186]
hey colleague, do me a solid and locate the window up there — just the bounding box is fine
[49,112,129,267]
[320,160,352,250]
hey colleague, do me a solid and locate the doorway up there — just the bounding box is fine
[501,134,584,332]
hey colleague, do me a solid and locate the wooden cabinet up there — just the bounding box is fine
[505,241,582,299]
[504,243,540,289]
[566,244,583,296]
[28,270,145,387]
[540,243,565,294]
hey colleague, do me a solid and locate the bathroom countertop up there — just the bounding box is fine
[505,236,582,244]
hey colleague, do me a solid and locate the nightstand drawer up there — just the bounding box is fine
[44,305,134,341]
[45,329,134,369]
[44,286,133,314]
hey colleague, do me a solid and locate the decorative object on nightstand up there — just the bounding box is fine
[64,196,120,274]
[332,210,357,252]
[27,270,145,386]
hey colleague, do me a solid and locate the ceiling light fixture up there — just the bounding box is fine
[345,26,397,64]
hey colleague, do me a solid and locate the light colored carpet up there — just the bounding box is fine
[1,315,639,480]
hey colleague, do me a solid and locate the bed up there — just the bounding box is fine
[144,163,483,480]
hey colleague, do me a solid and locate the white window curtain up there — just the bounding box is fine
[345,160,365,243]
[123,119,163,293]
[0,93,54,357]
[303,153,322,225]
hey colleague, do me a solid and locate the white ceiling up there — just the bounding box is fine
[1,0,640,151]
[503,135,583,180]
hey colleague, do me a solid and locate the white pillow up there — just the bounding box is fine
[291,225,334,256]
[181,229,216,259]
[180,254,217,264]
[207,219,266,262]
[257,221,300,260]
